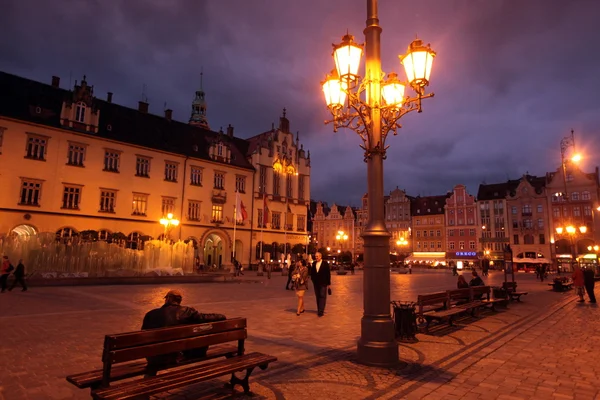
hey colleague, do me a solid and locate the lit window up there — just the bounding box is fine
[132,193,148,216]
[211,204,223,223]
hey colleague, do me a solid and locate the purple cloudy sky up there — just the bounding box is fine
[1,0,600,206]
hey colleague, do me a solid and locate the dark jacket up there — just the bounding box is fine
[469,276,485,287]
[142,303,225,330]
[310,260,331,286]
[141,303,226,368]
[583,268,595,285]
[14,263,25,278]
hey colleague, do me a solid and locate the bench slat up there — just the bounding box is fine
[93,352,276,400]
[105,318,246,350]
[108,330,246,364]
[67,344,238,389]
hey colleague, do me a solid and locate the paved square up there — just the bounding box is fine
[0,269,597,399]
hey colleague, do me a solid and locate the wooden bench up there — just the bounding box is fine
[502,281,528,302]
[470,286,508,311]
[417,292,464,332]
[548,279,573,292]
[66,318,276,399]
[447,288,484,316]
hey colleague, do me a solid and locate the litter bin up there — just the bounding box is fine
[391,301,418,342]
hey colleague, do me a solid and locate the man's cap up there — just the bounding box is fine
[164,289,183,299]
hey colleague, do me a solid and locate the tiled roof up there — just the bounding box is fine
[410,195,449,216]
[0,71,254,171]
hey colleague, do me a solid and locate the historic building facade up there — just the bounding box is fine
[506,175,553,265]
[476,183,510,268]
[246,112,311,264]
[545,163,600,270]
[0,71,310,269]
[311,202,356,261]
[408,195,448,264]
[445,185,479,267]
[385,187,412,256]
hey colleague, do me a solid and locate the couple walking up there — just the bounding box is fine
[291,252,331,317]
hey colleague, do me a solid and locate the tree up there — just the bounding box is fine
[292,243,305,254]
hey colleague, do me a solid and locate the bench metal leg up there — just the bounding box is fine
[228,367,255,395]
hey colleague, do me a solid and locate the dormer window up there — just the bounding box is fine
[217,143,223,156]
[75,102,86,123]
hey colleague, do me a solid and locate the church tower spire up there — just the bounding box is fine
[189,69,210,129]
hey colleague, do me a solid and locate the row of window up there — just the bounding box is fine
[513,234,546,245]
[22,133,247,192]
[19,178,306,229]
[551,191,591,201]
[448,229,477,237]
[258,165,306,200]
[552,206,593,218]
[512,219,545,229]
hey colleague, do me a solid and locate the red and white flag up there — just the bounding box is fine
[235,191,248,223]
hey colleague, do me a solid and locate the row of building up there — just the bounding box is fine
[311,167,600,270]
[0,71,311,269]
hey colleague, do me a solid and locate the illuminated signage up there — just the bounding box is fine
[455,251,477,257]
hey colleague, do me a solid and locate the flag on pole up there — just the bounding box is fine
[263,193,269,225]
[235,191,248,222]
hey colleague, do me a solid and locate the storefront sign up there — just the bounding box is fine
[454,251,477,257]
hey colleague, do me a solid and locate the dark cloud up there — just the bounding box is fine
[1,0,599,205]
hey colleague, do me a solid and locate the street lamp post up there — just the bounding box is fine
[160,213,180,267]
[320,0,436,366]
[555,225,587,271]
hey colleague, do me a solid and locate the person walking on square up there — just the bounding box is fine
[9,259,27,292]
[1,256,13,293]
[310,252,331,317]
[292,259,309,315]
[583,267,596,303]
[572,264,585,303]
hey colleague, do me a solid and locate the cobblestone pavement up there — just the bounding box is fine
[0,269,596,399]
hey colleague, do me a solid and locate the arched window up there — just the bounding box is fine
[99,229,112,242]
[75,102,86,123]
[56,227,78,243]
[127,232,142,250]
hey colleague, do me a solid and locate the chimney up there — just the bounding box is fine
[226,124,234,137]
[165,109,173,121]
[138,101,149,113]
[51,76,60,88]
[107,92,113,103]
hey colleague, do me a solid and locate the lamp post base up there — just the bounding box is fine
[357,319,399,367]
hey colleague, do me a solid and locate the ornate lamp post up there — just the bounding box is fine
[160,213,180,242]
[320,0,436,366]
[555,224,587,271]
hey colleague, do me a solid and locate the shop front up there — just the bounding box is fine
[446,251,479,271]
[405,252,446,267]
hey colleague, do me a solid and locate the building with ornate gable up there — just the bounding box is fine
[0,71,310,269]
[445,184,479,267]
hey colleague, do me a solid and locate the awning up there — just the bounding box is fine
[406,252,446,263]
[513,257,552,264]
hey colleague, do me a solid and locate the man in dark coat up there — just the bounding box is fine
[310,252,331,317]
[142,290,226,371]
[9,259,27,292]
[583,267,597,303]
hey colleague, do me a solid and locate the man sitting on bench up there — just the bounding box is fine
[469,271,485,299]
[142,289,227,373]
